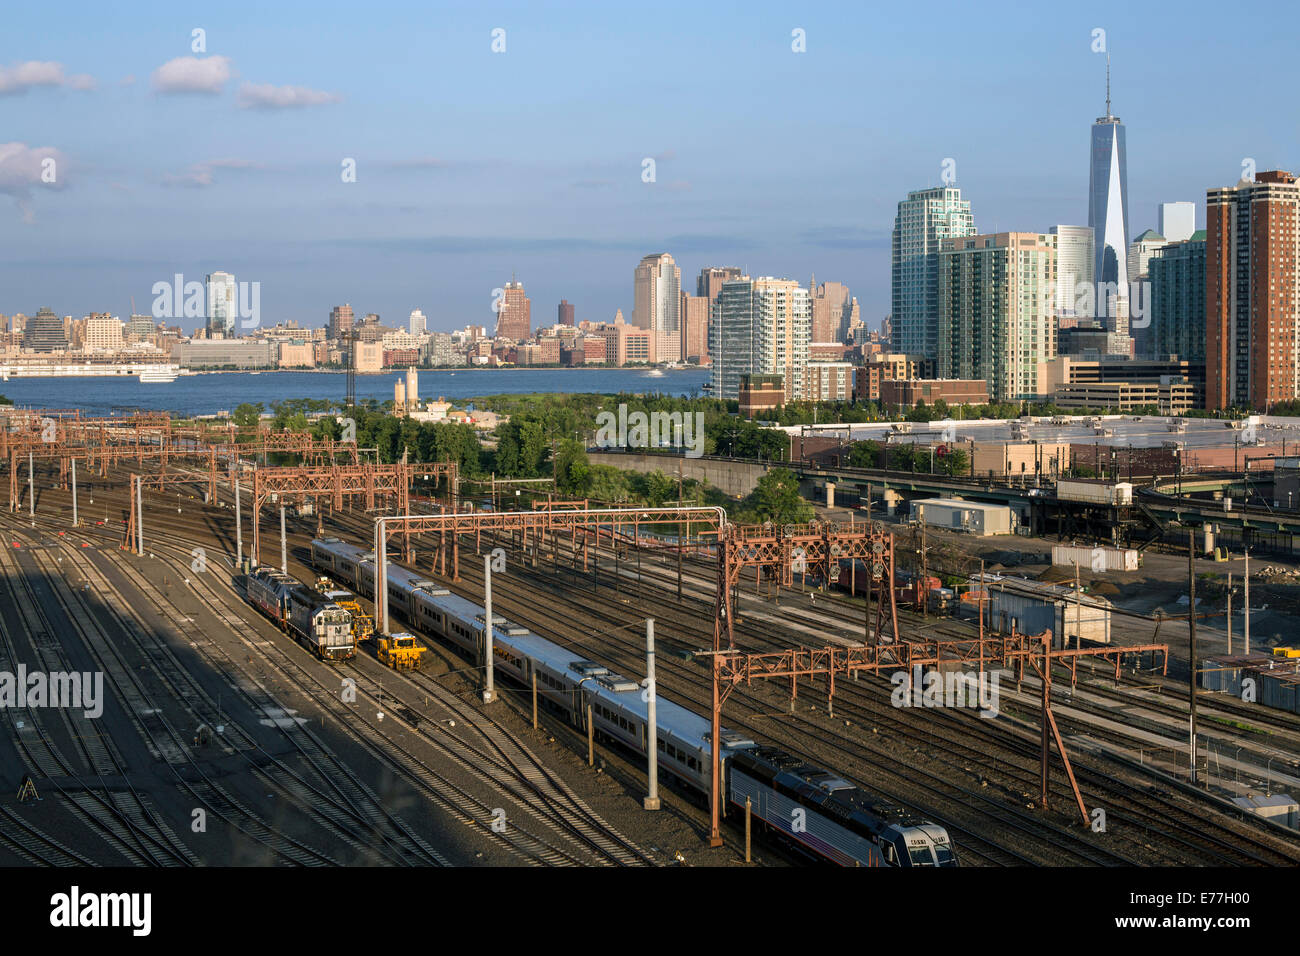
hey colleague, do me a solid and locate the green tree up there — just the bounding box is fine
[588,464,632,503]
[847,440,881,469]
[553,438,591,495]
[642,470,675,506]
[750,468,813,525]
[232,402,264,431]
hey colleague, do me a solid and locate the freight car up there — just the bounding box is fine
[311,536,957,866]
[246,567,356,662]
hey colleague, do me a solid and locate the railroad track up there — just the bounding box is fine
[0,539,197,866]
[3,524,351,866]
[29,469,1300,865]
[80,516,656,867]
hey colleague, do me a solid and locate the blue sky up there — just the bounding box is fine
[0,0,1293,333]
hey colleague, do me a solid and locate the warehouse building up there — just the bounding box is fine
[910,498,1013,536]
[173,340,278,369]
[961,575,1112,646]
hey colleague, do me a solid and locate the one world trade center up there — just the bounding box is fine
[1088,55,1129,332]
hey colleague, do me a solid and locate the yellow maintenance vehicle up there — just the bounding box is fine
[378,632,426,671]
[315,576,375,643]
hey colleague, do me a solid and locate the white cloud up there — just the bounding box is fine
[151,55,233,94]
[0,142,67,223]
[0,61,96,95]
[236,82,341,109]
[162,157,259,187]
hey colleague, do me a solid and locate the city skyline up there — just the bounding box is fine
[3,2,1295,331]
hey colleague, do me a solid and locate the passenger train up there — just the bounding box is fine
[310,536,957,867]
[246,567,357,662]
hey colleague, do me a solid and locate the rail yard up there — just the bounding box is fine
[3,410,1300,872]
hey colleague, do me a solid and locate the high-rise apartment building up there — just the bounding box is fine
[1148,230,1206,362]
[495,279,531,341]
[328,304,354,340]
[892,186,977,360]
[1088,64,1129,331]
[23,307,68,352]
[206,271,237,338]
[83,313,124,352]
[408,309,427,335]
[1159,202,1196,243]
[710,277,811,403]
[1127,229,1168,290]
[1207,170,1300,411]
[680,291,710,363]
[697,267,744,302]
[126,314,156,342]
[938,233,1058,403]
[1127,229,1169,356]
[633,253,681,363]
[557,299,575,327]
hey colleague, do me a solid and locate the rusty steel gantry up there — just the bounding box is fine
[703,626,1169,828]
[248,462,428,568]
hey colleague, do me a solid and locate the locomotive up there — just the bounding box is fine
[245,567,356,662]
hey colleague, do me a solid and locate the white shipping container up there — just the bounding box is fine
[1055,479,1133,506]
[1052,544,1139,572]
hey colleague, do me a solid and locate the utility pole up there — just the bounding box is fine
[1244,548,1251,655]
[1226,571,1233,654]
[28,451,34,517]
[136,475,144,556]
[235,479,243,568]
[482,553,496,704]
[1189,530,1198,784]
[71,457,78,528]
[920,522,928,619]
[643,618,660,810]
[865,495,873,645]
[1074,560,1082,651]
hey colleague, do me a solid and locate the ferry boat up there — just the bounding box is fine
[138,366,179,383]
[0,362,180,383]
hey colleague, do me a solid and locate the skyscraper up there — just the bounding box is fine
[495,278,531,341]
[891,186,976,360]
[697,267,744,302]
[1050,225,1094,321]
[558,299,575,327]
[23,306,68,352]
[206,271,236,338]
[680,291,709,363]
[408,309,427,335]
[1158,202,1196,243]
[809,278,859,343]
[633,253,681,363]
[1088,57,1129,331]
[710,277,810,403]
[1207,170,1300,411]
[329,304,354,340]
[938,233,1058,403]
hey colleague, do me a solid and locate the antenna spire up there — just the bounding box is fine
[1105,52,1111,116]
